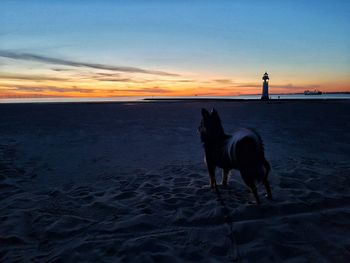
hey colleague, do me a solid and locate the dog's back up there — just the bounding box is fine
[214,128,264,169]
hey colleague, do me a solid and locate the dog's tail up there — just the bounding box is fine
[263,158,271,178]
[249,128,271,176]
[236,129,271,182]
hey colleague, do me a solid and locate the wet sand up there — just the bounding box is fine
[1,100,350,262]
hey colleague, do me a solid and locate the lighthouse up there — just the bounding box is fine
[261,72,269,100]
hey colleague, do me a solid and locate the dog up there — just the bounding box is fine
[198,108,272,204]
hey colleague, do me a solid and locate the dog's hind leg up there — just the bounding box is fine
[236,137,261,204]
[263,179,272,199]
[250,184,260,204]
[262,160,272,199]
[241,171,260,204]
[221,169,229,187]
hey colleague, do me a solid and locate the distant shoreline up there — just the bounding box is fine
[144,98,350,102]
[1,93,350,104]
[1,98,350,106]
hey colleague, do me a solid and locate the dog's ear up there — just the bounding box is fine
[201,108,210,119]
[211,108,219,116]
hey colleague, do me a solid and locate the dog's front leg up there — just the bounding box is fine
[222,169,229,187]
[207,164,217,189]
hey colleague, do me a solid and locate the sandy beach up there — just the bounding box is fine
[1,100,350,262]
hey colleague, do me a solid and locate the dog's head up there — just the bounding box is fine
[198,108,225,143]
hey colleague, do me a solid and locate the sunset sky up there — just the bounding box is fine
[1,0,349,98]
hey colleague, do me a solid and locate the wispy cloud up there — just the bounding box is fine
[111,87,172,94]
[212,79,234,84]
[51,68,74,72]
[273,83,320,91]
[96,78,133,82]
[1,83,172,95]
[0,50,179,76]
[3,84,95,93]
[232,83,260,88]
[0,72,68,81]
[211,79,261,88]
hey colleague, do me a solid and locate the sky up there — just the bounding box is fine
[0,0,349,98]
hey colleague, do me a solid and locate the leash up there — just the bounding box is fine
[214,185,242,262]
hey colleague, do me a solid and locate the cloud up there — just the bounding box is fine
[3,84,95,93]
[210,79,261,88]
[0,50,179,76]
[0,71,132,83]
[52,68,74,72]
[175,79,193,83]
[232,83,260,88]
[80,72,131,82]
[273,84,320,90]
[0,72,68,81]
[64,71,149,83]
[212,79,234,84]
[111,87,172,94]
[1,83,171,95]
[210,80,321,91]
[96,78,132,82]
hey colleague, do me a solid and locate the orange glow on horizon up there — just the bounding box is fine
[1,70,349,99]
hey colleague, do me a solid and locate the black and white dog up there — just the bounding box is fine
[198,108,272,204]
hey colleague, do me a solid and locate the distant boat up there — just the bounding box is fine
[304,89,323,95]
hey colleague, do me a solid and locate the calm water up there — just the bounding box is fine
[1,94,350,103]
[235,94,350,100]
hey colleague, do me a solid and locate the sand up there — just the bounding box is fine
[1,100,350,262]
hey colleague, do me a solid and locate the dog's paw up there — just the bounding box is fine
[210,183,217,190]
[265,193,273,200]
[220,183,228,188]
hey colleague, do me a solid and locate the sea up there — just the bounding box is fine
[1,94,350,103]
